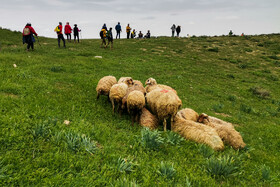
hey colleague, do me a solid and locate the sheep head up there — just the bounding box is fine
[145,78,157,85]
[197,113,210,124]
[125,78,134,87]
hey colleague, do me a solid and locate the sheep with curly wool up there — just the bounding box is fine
[96,76,117,100]
[109,83,128,114]
[139,107,159,130]
[177,108,199,121]
[118,77,134,87]
[197,113,246,150]
[127,90,145,126]
[145,78,177,94]
[146,88,182,131]
[173,113,224,151]
[133,80,144,87]
[121,83,146,110]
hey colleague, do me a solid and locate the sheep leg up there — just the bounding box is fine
[163,118,167,131]
[97,93,100,100]
[171,115,174,131]
[131,115,135,126]
[111,99,115,114]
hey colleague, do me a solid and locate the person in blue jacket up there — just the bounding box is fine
[115,22,121,39]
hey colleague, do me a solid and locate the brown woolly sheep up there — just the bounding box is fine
[173,114,224,151]
[139,107,159,130]
[198,113,246,150]
[146,88,182,131]
[121,83,146,109]
[177,108,199,121]
[109,83,128,114]
[133,80,144,87]
[118,77,134,87]
[127,90,145,126]
[145,78,177,94]
[96,76,117,100]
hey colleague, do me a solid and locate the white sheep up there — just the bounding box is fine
[121,83,146,110]
[118,77,134,87]
[145,78,177,94]
[139,107,159,130]
[109,83,128,114]
[127,90,145,126]
[96,76,117,100]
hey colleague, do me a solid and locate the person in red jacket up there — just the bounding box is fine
[22,23,38,51]
[54,22,66,48]
[64,22,72,41]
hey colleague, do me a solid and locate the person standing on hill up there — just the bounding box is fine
[106,27,113,49]
[22,23,38,51]
[115,22,121,39]
[102,23,108,31]
[73,24,81,43]
[126,24,131,39]
[171,24,176,37]
[145,30,151,38]
[176,25,181,37]
[100,27,107,48]
[54,22,66,48]
[64,22,72,41]
[131,29,136,38]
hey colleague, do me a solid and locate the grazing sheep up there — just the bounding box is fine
[96,76,117,100]
[127,90,145,126]
[146,88,182,131]
[118,77,134,87]
[173,114,224,151]
[121,83,146,109]
[177,108,199,121]
[145,78,177,94]
[197,113,246,149]
[139,107,159,130]
[109,83,128,114]
[133,80,144,87]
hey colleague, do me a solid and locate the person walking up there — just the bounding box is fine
[54,22,66,48]
[176,25,181,37]
[64,22,72,41]
[100,27,107,48]
[22,23,38,51]
[171,24,176,37]
[126,24,131,39]
[73,24,81,43]
[115,22,121,39]
[106,27,113,49]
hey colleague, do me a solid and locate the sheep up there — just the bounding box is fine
[177,108,199,121]
[197,113,246,150]
[121,83,146,110]
[127,90,145,126]
[173,113,224,151]
[145,78,177,94]
[133,80,144,87]
[96,76,117,100]
[118,77,134,87]
[109,83,128,114]
[146,88,182,131]
[139,107,159,130]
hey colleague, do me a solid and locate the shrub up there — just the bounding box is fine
[141,128,164,151]
[260,164,271,181]
[240,104,254,114]
[228,95,237,102]
[31,123,50,140]
[50,66,64,72]
[157,161,176,179]
[65,132,82,152]
[205,155,239,179]
[250,87,270,99]
[116,157,136,173]
[208,47,219,52]
[165,131,184,146]
[212,103,224,113]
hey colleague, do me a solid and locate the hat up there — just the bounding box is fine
[74,24,77,26]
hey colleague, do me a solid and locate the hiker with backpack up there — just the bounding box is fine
[73,24,81,43]
[115,22,121,39]
[22,23,38,51]
[176,25,181,37]
[126,24,131,39]
[106,27,113,49]
[100,27,107,48]
[54,22,66,48]
[64,22,72,41]
[131,29,136,39]
[171,24,176,37]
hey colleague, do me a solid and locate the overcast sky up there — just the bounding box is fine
[0,0,279,38]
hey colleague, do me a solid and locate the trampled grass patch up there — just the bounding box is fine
[0,28,280,186]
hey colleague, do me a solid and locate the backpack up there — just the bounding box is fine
[23,27,31,36]
[55,26,61,34]
[100,30,103,38]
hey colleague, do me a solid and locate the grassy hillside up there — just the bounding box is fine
[0,28,280,186]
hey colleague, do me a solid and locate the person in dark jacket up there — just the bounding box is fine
[176,25,181,37]
[102,23,108,31]
[115,22,121,39]
[22,23,38,51]
[145,30,151,38]
[106,27,113,49]
[73,24,81,43]
[54,22,66,48]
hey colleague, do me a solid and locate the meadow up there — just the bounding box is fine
[0,28,280,186]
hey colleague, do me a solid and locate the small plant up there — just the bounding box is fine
[205,155,239,179]
[113,178,138,187]
[250,87,270,99]
[81,135,98,155]
[65,132,82,152]
[208,47,219,52]
[199,144,214,158]
[157,161,176,179]
[165,131,184,146]
[116,157,135,173]
[51,131,63,146]
[31,123,50,140]
[50,66,63,72]
[141,128,164,151]
[228,95,237,102]
[260,164,271,181]
[240,104,254,114]
[185,176,192,187]
[212,103,224,113]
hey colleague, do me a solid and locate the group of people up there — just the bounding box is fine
[99,22,151,49]
[54,22,81,48]
[171,24,181,37]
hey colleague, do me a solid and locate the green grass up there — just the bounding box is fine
[0,28,280,186]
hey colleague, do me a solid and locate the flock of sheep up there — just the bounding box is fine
[96,76,246,151]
